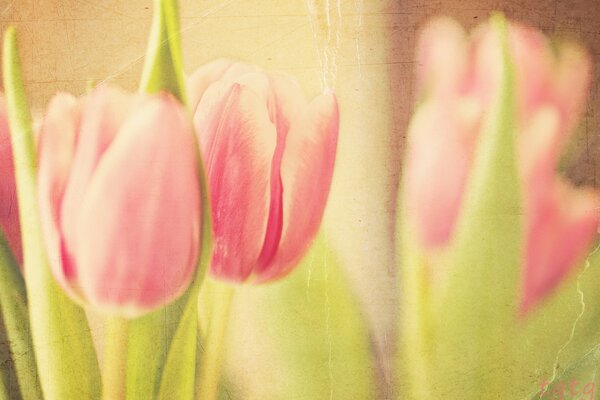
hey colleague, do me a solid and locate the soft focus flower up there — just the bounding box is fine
[0,95,22,264]
[404,18,599,312]
[37,85,201,316]
[188,61,339,283]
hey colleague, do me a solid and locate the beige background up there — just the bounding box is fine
[2,1,600,398]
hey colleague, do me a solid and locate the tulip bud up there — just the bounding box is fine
[0,95,22,263]
[188,61,339,283]
[398,15,600,399]
[37,85,201,316]
[404,17,599,312]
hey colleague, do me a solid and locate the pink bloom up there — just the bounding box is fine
[0,95,22,264]
[404,18,599,312]
[188,61,339,283]
[37,86,201,316]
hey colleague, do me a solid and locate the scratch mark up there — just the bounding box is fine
[541,242,600,399]
[1,2,13,17]
[306,0,342,91]
[306,251,314,302]
[353,0,364,80]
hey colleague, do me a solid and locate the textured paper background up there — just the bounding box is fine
[1,1,600,398]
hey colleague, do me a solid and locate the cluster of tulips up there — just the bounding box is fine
[0,1,339,399]
[2,1,600,399]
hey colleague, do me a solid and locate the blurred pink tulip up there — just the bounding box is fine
[188,61,339,283]
[404,18,599,312]
[0,95,22,264]
[37,86,201,316]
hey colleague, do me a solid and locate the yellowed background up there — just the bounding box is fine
[2,1,600,398]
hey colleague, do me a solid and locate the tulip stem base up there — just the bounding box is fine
[102,316,129,400]
[196,281,234,400]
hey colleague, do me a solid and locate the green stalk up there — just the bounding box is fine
[102,317,129,400]
[2,27,101,400]
[195,281,234,400]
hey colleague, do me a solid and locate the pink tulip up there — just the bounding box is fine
[188,61,339,283]
[0,95,22,264]
[404,18,599,312]
[37,86,201,316]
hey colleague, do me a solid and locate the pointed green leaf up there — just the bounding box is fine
[126,292,189,399]
[2,27,101,400]
[0,232,42,400]
[155,297,199,400]
[209,236,375,400]
[139,0,187,104]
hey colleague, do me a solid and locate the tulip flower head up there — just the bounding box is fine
[404,18,599,313]
[0,95,22,264]
[188,61,339,283]
[37,86,201,316]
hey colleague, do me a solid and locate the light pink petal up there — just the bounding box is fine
[507,23,553,119]
[37,93,82,291]
[220,62,260,85]
[520,106,562,205]
[416,17,468,99]
[268,74,307,132]
[232,72,271,102]
[404,97,481,249]
[255,92,339,281]
[521,182,600,313]
[195,83,276,282]
[553,42,591,135]
[75,94,200,316]
[0,96,21,264]
[187,59,235,112]
[59,86,139,275]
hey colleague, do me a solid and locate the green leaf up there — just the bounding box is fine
[2,27,101,400]
[0,312,21,400]
[512,244,600,399]
[526,340,600,399]
[126,292,189,399]
[139,0,187,104]
[0,232,42,400]
[398,14,523,399]
[209,236,376,400]
[155,296,200,400]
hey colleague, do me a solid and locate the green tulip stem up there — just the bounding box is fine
[103,317,129,400]
[196,282,234,400]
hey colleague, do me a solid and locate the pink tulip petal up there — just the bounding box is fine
[404,97,482,249]
[196,83,276,282]
[521,182,600,313]
[417,17,468,99]
[220,62,260,84]
[75,95,200,315]
[268,74,307,130]
[187,59,235,112]
[37,93,82,290]
[256,92,338,281]
[0,96,21,263]
[553,42,591,134]
[59,86,139,273]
